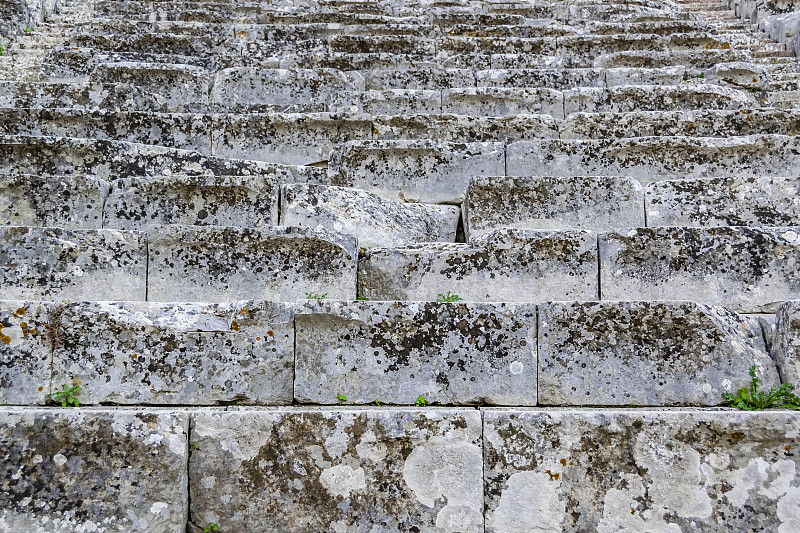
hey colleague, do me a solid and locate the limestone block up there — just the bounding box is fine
[329,34,435,55]
[372,114,560,143]
[295,301,537,405]
[0,301,51,405]
[148,225,357,302]
[329,140,505,204]
[0,409,188,532]
[556,34,668,63]
[281,51,397,71]
[600,226,800,313]
[775,301,800,385]
[90,62,212,110]
[709,61,769,90]
[538,301,778,406]
[442,87,564,118]
[280,184,458,248]
[563,84,757,114]
[0,81,175,113]
[330,89,442,115]
[464,176,644,238]
[212,113,372,165]
[490,54,574,69]
[0,173,108,228]
[51,301,294,405]
[359,228,598,302]
[646,176,800,227]
[594,50,748,69]
[476,68,605,89]
[604,65,686,86]
[484,409,800,532]
[437,36,557,55]
[103,175,278,230]
[364,68,475,90]
[0,226,146,301]
[189,408,483,532]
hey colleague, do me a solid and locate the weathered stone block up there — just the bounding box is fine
[775,300,800,386]
[331,89,442,115]
[600,227,800,312]
[538,301,778,406]
[295,301,537,405]
[464,176,644,238]
[364,68,475,90]
[280,183,458,248]
[148,225,357,302]
[442,87,565,118]
[604,65,686,85]
[103,175,279,230]
[476,68,605,89]
[189,408,483,532]
[0,409,188,532]
[484,409,800,532]
[0,226,146,301]
[0,301,51,405]
[359,228,598,302]
[50,301,294,405]
[563,84,756,114]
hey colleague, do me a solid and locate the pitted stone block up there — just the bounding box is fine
[0,81,180,112]
[476,68,605,89]
[364,68,475,90]
[484,409,800,532]
[51,301,294,405]
[330,89,442,115]
[556,33,668,62]
[372,114,560,143]
[280,183,458,248]
[147,225,357,302]
[563,84,757,114]
[775,301,800,386]
[594,49,749,69]
[0,174,108,228]
[464,176,644,238]
[189,408,483,532]
[0,301,52,405]
[358,228,598,302]
[709,61,769,90]
[490,53,574,69]
[0,226,146,301]
[329,140,505,204]
[295,300,537,405]
[604,65,686,85]
[442,87,564,118]
[0,409,188,532]
[437,36,557,55]
[538,301,777,406]
[103,175,278,230]
[600,226,800,313]
[646,176,800,227]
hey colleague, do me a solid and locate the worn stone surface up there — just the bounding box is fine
[359,228,598,302]
[148,225,357,302]
[189,408,483,532]
[103,174,279,230]
[0,301,51,406]
[442,87,565,118]
[563,84,757,113]
[295,300,537,405]
[51,301,294,405]
[331,88,442,115]
[775,300,800,386]
[600,226,800,312]
[484,409,800,532]
[538,301,778,406]
[0,226,146,301]
[0,409,188,532]
[464,175,644,238]
[280,183,458,248]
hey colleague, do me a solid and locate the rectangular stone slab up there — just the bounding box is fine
[51,300,294,405]
[0,301,52,405]
[442,87,565,119]
[0,226,146,301]
[599,226,800,313]
[775,300,800,386]
[0,408,188,532]
[147,225,357,302]
[358,228,598,302]
[563,84,757,113]
[484,409,800,532]
[189,408,483,532]
[295,300,537,405]
[538,301,778,406]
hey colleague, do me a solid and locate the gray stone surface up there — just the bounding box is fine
[280,183,458,248]
[189,408,483,532]
[0,226,146,301]
[464,176,644,239]
[51,301,294,405]
[0,301,51,405]
[103,174,279,230]
[442,87,565,118]
[775,300,800,386]
[295,300,537,406]
[600,226,800,313]
[484,408,800,532]
[359,228,598,302]
[148,225,357,302]
[563,84,757,113]
[538,301,778,406]
[331,89,442,115]
[0,409,188,532]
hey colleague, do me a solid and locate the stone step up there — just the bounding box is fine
[775,300,800,385]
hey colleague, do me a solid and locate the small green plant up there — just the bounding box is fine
[722,365,800,410]
[697,72,704,78]
[356,296,368,301]
[23,27,33,35]
[306,292,327,300]
[374,399,382,406]
[0,43,4,56]
[436,291,462,302]
[204,524,218,533]
[336,394,346,405]
[50,384,82,407]
[415,396,428,407]
[190,441,197,450]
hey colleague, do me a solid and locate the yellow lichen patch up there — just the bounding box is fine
[560,458,567,467]
[240,307,248,315]
[231,320,241,331]
[38,386,44,392]
[786,445,792,451]
[256,336,261,341]
[0,326,10,345]
[731,432,744,441]
[14,307,25,317]
[267,330,274,337]
[545,469,560,481]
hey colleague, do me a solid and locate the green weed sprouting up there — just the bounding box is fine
[436,291,462,302]
[722,365,800,410]
[51,384,82,407]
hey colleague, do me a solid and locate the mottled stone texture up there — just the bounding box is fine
[775,301,800,386]
[0,174,109,228]
[359,228,598,302]
[280,183,458,248]
[189,409,483,532]
[0,409,188,532]
[600,227,800,313]
[51,301,294,405]
[0,226,146,301]
[147,225,357,302]
[0,301,51,405]
[295,301,537,406]
[538,301,778,406]
[484,409,800,532]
